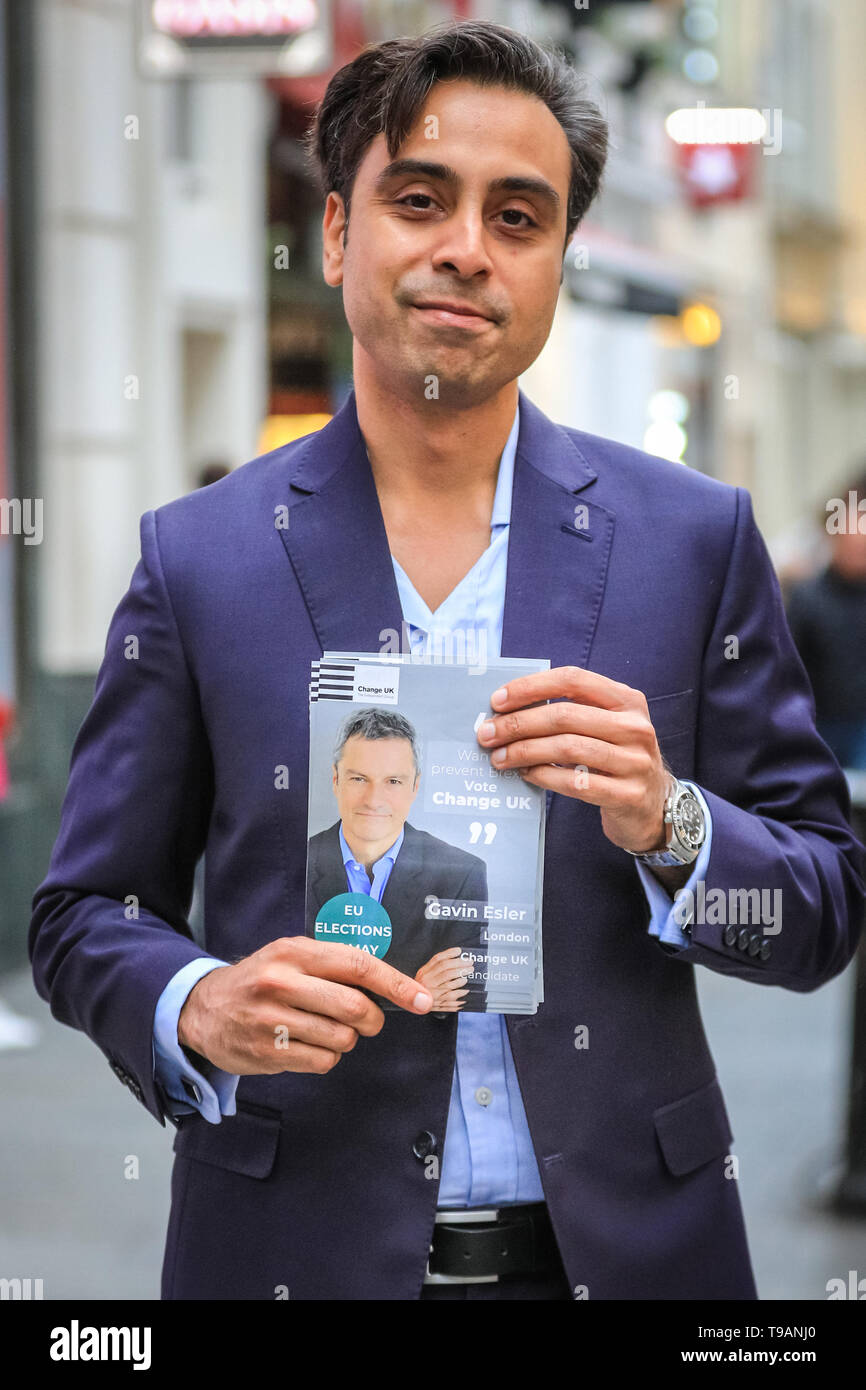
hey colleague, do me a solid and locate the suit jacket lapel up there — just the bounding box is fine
[502,390,615,672]
[311,822,346,905]
[279,391,405,655]
[279,385,616,674]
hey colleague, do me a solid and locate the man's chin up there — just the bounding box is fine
[388,352,500,405]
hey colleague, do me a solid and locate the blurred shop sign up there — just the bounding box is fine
[666,107,763,210]
[674,140,754,209]
[138,0,333,78]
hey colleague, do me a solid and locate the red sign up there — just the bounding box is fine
[675,141,755,208]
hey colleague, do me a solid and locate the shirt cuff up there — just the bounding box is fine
[152,957,239,1124]
[634,782,713,949]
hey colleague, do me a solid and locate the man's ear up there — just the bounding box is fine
[322,192,347,288]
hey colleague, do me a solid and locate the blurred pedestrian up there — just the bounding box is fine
[787,467,866,770]
[195,460,231,489]
[0,696,39,1050]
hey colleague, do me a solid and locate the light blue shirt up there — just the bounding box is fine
[152,400,713,1204]
[338,822,404,901]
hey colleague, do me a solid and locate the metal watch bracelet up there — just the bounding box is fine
[624,777,705,868]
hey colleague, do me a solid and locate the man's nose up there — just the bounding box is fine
[362,789,390,810]
[430,208,494,279]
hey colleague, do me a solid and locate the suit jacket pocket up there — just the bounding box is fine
[646,688,694,740]
[647,687,696,776]
[172,1100,282,1179]
[653,1075,734,1177]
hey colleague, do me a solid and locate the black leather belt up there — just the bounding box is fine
[425,1203,561,1284]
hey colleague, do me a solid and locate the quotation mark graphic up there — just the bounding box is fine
[469,821,498,845]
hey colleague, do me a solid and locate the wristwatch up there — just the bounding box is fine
[624,776,706,868]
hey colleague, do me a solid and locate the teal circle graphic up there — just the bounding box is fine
[313,892,393,959]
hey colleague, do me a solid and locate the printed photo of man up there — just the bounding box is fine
[306,707,488,1010]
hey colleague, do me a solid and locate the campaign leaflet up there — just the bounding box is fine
[304,651,548,1014]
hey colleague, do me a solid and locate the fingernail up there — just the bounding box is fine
[491,746,506,764]
[414,991,432,1010]
[478,720,496,740]
[491,687,508,705]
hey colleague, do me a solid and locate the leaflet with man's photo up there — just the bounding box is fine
[304,651,549,1014]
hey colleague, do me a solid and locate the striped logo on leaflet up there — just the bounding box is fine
[310,660,357,704]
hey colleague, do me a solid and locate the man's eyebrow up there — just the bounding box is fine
[373,158,561,211]
[343,766,408,777]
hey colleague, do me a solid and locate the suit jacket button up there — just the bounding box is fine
[747,933,762,956]
[723,925,737,947]
[412,1130,437,1161]
[737,928,750,952]
[759,940,771,961]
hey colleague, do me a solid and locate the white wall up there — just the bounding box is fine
[35,0,268,672]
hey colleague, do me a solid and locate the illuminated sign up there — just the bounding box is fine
[139,0,332,76]
[152,0,317,39]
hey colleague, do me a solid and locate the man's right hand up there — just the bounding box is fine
[177,936,433,1076]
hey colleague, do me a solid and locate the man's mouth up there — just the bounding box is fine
[411,301,494,329]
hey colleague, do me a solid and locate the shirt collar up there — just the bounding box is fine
[338,822,405,870]
[491,401,519,530]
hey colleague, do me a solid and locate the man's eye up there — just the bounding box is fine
[395,195,536,229]
[499,208,537,229]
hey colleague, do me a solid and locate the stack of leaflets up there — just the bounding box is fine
[304,650,548,1014]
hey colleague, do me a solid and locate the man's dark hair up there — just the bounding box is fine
[334,707,421,777]
[304,19,608,254]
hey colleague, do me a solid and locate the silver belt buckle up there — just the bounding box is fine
[423,1208,501,1285]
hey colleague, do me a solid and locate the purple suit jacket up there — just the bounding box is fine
[30,387,865,1300]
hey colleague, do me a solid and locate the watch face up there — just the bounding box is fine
[673,793,704,849]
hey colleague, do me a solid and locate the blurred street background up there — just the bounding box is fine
[1,0,866,1300]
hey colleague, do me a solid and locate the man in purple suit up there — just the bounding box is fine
[30,21,865,1300]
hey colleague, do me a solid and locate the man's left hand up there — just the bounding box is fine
[477,666,672,855]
